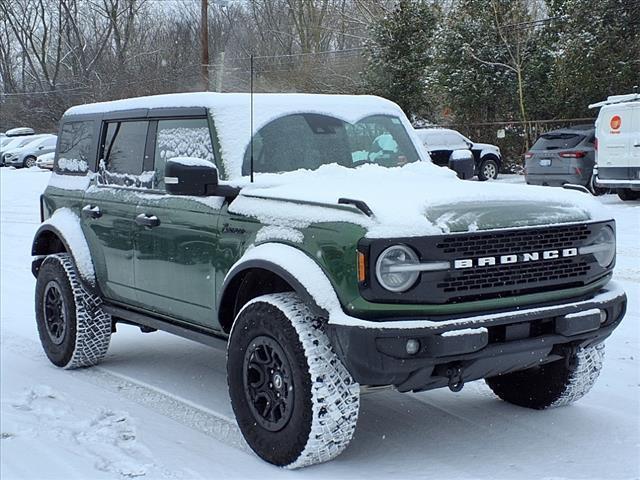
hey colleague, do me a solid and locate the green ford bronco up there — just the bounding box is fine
[32,93,627,468]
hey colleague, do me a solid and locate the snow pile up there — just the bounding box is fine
[255,225,304,244]
[97,160,155,189]
[48,172,94,190]
[41,208,95,283]
[230,162,609,237]
[58,157,89,173]
[166,156,216,168]
[441,327,488,337]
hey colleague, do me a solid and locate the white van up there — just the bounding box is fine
[590,93,640,201]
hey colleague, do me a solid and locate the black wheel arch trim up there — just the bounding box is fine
[480,153,501,168]
[31,225,100,295]
[219,259,327,332]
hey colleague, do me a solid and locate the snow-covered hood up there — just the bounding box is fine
[472,142,500,155]
[228,162,608,238]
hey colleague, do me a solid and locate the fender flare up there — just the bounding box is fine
[31,208,96,285]
[219,243,348,329]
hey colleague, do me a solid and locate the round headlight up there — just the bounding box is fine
[591,226,616,267]
[375,245,420,292]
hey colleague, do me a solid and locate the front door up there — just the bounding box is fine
[82,119,148,304]
[133,117,224,328]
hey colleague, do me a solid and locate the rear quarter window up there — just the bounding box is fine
[56,121,95,174]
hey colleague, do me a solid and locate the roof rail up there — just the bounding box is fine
[589,93,640,109]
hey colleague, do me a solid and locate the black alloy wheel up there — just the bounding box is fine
[243,335,294,431]
[43,280,67,345]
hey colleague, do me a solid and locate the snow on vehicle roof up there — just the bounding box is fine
[64,92,416,179]
[5,127,35,137]
[589,93,640,108]
[414,127,458,137]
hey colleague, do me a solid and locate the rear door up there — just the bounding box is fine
[597,104,633,169]
[82,119,148,304]
[133,116,223,328]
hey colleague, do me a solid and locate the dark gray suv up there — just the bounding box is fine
[524,126,603,193]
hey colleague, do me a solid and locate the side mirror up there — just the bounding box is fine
[448,149,475,180]
[165,157,219,196]
[38,146,45,150]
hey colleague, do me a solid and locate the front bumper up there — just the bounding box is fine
[326,281,626,392]
[3,156,23,166]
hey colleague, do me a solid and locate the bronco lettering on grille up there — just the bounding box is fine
[453,248,578,269]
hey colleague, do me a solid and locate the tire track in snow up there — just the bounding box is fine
[1,333,249,455]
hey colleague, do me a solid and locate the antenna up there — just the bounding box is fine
[250,54,254,183]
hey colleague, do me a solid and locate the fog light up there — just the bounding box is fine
[406,339,420,355]
[599,309,608,324]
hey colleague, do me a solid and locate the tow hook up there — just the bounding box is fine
[446,365,465,392]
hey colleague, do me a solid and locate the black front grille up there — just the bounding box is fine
[436,224,591,257]
[359,221,613,305]
[437,257,591,296]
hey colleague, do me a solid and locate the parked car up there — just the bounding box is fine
[2,134,57,168]
[524,126,606,194]
[414,127,502,180]
[36,151,55,170]
[589,93,640,201]
[0,127,36,165]
[31,93,625,468]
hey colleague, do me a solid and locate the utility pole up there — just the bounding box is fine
[215,51,225,92]
[200,0,209,90]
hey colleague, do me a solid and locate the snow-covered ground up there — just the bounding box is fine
[1,169,638,479]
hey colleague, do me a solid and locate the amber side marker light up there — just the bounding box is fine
[357,251,367,283]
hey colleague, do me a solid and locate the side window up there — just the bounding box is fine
[42,137,57,148]
[100,121,149,187]
[56,121,95,174]
[153,118,214,190]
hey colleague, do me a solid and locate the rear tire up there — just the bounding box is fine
[478,158,499,181]
[227,293,359,468]
[35,253,111,369]
[485,344,604,409]
[617,189,640,201]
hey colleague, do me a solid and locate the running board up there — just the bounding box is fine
[103,304,228,349]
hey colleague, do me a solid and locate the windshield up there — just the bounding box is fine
[242,114,420,175]
[532,133,584,150]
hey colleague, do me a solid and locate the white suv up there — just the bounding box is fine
[590,93,640,201]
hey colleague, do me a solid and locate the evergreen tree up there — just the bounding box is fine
[362,0,440,118]
[545,0,640,117]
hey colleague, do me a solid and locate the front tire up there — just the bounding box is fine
[227,293,359,468]
[24,156,36,168]
[485,344,604,409]
[478,157,499,181]
[35,253,111,369]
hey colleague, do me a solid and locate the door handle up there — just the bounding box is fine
[135,213,160,228]
[82,204,102,219]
